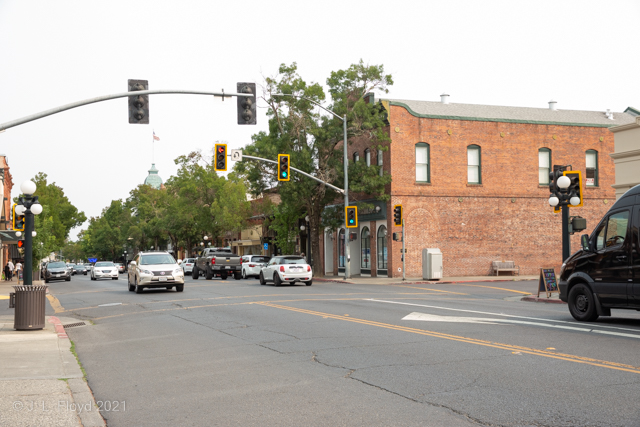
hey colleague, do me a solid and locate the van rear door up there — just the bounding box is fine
[631,205,640,307]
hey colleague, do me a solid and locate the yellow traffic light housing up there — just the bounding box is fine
[345,206,358,228]
[12,204,25,231]
[214,144,227,171]
[564,170,583,208]
[278,154,290,181]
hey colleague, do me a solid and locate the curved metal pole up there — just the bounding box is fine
[269,93,351,280]
[0,89,246,131]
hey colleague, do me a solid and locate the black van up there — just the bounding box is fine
[559,184,640,321]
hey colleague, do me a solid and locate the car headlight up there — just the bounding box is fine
[173,268,183,275]
[560,263,566,276]
[141,269,152,275]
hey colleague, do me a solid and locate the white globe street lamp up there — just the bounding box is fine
[30,203,43,215]
[20,180,37,195]
[570,196,581,206]
[15,205,25,216]
[557,175,571,189]
[32,231,37,237]
[548,196,560,207]
[16,231,22,237]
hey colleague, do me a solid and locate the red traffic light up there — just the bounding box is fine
[17,240,24,248]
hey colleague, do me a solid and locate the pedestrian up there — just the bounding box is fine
[7,260,14,281]
[300,252,306,262]
[3,263,9,281]
[15,261,22,285]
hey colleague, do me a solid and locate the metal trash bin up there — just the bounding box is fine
[12,285,48,330]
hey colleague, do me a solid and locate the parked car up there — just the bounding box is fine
[193,248,242,280]
[91,261,118,281]
[115,263,125,274]
[259,256,312,286]
[83,263,92,271]
[241,255,270,279]
[560,183,640,321]
[44,261,71,283]
[181,258,196,274]
[71,265,87,275]
[127,251,184,293]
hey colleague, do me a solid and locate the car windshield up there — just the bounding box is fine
[280,257,306,265]
[140,254,176,265]
[186,259,195,263]
[95,262,114,267]
[48,262,66,268]
[251,256,270,263]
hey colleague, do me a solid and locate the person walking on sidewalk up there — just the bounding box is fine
[3,263,9,281]
[7,260,14,281]
[15,261,22,284]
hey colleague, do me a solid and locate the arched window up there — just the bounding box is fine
[361,227,371,269]
[338,229,346,268]
[377,226,387,270]
[539,148,551,185]
[467,145,481,184]
[586,150,598,187]
[353,152,360,162]
[416,142,430,183]
[377,149,383,176]
[365,148,371,166]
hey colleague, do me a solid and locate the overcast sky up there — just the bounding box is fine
[1,0,638,240]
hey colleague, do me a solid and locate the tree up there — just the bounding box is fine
[234,61,393,276]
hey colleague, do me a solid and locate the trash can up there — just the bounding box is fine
[12,285,48,330]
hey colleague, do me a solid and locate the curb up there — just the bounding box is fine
[521,296,566,304]
[313,278,535,285]
[47,316,106,427]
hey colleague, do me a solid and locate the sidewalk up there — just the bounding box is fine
[314,274,564,303]
[0,280,105,427]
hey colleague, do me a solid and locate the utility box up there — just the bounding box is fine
[422,248,443,280]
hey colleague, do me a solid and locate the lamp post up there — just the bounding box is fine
[548,169,580,262]
[16,181,43,285]
[123,250,127,271]
[271,93,351,278]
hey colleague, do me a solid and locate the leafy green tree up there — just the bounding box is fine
[235,61,392,275]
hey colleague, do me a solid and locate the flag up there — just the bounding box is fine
[153,131,160,141]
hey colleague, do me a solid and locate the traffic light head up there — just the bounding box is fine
[128,79,149,124]
[278,154,290,181]
[564,170,583,208]
[12,204,25,231]
[215,144,227,171]
[393,204,403,226]
[237,83,257,125]
[345,206,358,228]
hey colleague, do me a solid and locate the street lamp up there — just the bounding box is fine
[123,250,127,271]
[271,92,351,278]
[16,180,43,285]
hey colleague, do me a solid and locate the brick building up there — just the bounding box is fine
[322,96,637,278]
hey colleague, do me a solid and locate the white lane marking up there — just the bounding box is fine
[366,298,640,333]
[403,312,593,332]
[98,302,122,307]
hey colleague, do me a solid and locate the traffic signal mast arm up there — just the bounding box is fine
[0,89,253,132]
[241,154,345,194]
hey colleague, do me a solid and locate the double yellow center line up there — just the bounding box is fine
[256,302,640,375]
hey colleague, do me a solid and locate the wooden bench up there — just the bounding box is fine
[492,261,519,276]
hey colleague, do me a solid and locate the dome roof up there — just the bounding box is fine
[144,163,163,189]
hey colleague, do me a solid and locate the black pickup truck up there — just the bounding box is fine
[193,248,242,280]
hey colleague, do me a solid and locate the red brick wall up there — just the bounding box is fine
[382,106,615,277]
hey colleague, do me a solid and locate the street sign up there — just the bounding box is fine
[231,149,242,161]
[88,258,97,263]
[263,243,268,250]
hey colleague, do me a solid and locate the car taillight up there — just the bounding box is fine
[211,259,216,265]
[280,266,285,272]
[249,264,256,267]
[307,266,311,272]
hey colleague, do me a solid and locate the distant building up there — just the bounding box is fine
[609,110,640,199]
[143,163,163,189]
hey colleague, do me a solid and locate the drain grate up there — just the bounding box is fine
[63,322,86,329]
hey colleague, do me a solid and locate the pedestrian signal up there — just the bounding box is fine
[17,240,24,248]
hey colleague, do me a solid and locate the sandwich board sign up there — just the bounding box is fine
[538,268,559,297]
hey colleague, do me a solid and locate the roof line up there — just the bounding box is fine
[389,101,619,128]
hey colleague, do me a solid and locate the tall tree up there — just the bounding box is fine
[235,61,393,276]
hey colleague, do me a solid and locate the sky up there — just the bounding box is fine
[1,0,638,240]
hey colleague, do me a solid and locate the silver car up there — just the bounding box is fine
[241,255,270,279]
[127,251,184,293]
[259,256,312,286]
[91,261,119,280]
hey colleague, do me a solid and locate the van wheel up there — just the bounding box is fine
[568,283,599,322]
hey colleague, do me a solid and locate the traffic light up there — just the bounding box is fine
[17,240,24,248]
[12,204,24,231]
[237,82,257,125]
[564,170,583,208]
[345,206,358,228]
[214,144,227,171]
[393,204,403,226]
[278,154,290,181]
[128,79,149,124]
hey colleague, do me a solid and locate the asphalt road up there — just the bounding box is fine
[46,272,640,427]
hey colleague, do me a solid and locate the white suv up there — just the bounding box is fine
[127,251,185,293]
[241,255,270,279]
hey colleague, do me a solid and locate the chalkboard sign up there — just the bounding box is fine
[538,268,559,297]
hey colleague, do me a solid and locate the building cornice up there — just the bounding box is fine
[389,101,619,129]
[610,148,640,160]
[608,118,640,133]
